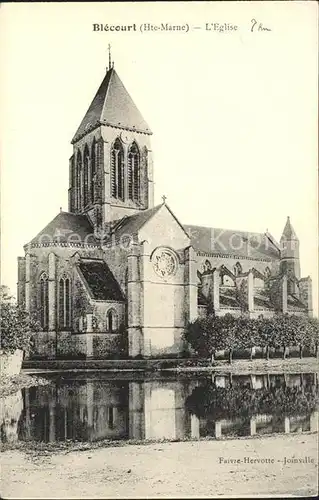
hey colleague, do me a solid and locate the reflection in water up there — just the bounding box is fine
[0,391,23,443]
[0,372,318,444]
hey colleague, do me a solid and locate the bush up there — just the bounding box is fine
[183,313,319,357]
[0,287,40,355]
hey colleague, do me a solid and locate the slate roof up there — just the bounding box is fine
[72,67,152,143]
[29,212,98,246]
[219,287,240,308]
[254,290,274,310]
[108,203,190,246]
[287,294,307,310]
[184,224,280,260]
[108,204,163,242]
[78,260,124,301]
[197,287,241,308]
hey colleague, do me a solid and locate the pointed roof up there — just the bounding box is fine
[107,203,190,245]
[107,204,163,243]
[72,67,152,143]
[27,212,98,247]
[281,216,298,241]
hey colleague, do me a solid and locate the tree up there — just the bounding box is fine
[184,312,319,360]
[0,286,40,354]
[183,314,233,358]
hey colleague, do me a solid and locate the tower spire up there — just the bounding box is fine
[108,43,112,70]
[281,216,298,241]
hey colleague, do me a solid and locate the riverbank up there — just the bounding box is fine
[22,356,319,375]
[1,433,317,498]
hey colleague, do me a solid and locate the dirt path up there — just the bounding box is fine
[1,434,318,498]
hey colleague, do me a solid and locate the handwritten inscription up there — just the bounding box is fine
[251,19,272,32]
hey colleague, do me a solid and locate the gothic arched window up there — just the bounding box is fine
[39,272,49,330]
[83,145,90,207]
[111,139,124,200]
[234,262,242,276]
[76,150,82,210]
[59,275,71,329]
[128,142,140,202]
[203,260,212,273]
[91,138,96,203]
[106,309,118,332]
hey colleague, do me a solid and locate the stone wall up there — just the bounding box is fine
[102,244,130,296]
[27,331,126,359]
[137,239,191,357]
[92,301,125,333]
[30,332,56,359]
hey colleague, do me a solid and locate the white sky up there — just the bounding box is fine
[1,1,318,314]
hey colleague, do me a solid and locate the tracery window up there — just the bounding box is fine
[59,274,71,329]
[39,272,49,330]
[111,139,124,200]
[128,142,140,202]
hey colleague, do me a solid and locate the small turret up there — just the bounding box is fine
[280,216,300,284]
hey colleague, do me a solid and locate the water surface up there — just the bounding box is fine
[1,371,318,444]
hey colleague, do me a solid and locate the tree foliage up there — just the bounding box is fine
[0,286,40,354]
[184,313,319,356]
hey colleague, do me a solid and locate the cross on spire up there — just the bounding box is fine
[108,44,112,70]
[161,194,167,204]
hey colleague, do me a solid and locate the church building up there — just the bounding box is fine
[17,57,313,359]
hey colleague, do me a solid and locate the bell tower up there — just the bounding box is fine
[68,53,154,236]
[280,216,301,284]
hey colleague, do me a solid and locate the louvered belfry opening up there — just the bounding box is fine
[69,66,154,221]
[91,138,96,203]
[83,144,90,207]
[128,142,140,202]
[76,150,82,211]
[111,138,124,200]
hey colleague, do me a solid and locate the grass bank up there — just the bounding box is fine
[22,356,319,375]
